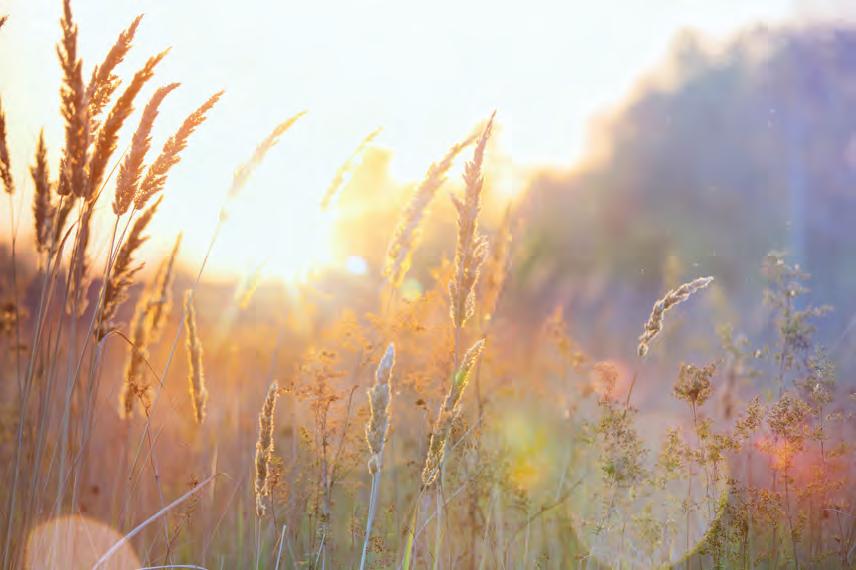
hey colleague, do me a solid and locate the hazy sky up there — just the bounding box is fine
[0,0,851,279]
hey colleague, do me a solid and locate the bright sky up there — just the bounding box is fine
[0,0,848,281]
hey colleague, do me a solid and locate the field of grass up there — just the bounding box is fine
[1,3,855,569]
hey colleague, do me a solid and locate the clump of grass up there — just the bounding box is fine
[255,380,280,517]
[183,290,207,424]
[637,275,714,357]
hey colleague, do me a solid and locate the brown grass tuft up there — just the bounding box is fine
[0,97,13,195]
[88,49,169,197]
[97,197,162,339]
[184,290,207,424]
[384,132,478,289]
[135,90,223,210]
[86,14,143,128]
[56,0,90,199]
[255,380,280,517]
[449,112,495,329]
[31,131,54,253]
[113,83,180,215]
[421,338,485,488]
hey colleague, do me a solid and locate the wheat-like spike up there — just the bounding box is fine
[227,111,306,200]
[637,276,714,357]
[384,132,478,288]
[148,232,181,341]
[88,49,169,197]
[86,14,143,127]
[0,16,7,30]
[113,83,180,215]
[56,0,90,199]
[97,196,163,340]
[320,127,382,210]
[0,98,13,195]
[365,343,395,474]
[421,338,485,488]
[184,290,207,424]
[255,380,280,517]
[31,130,54,253]
[135,90,223,210]
[449,112,495,329]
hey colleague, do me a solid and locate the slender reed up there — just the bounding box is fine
[0,97,13,195]
[320,127,382,210]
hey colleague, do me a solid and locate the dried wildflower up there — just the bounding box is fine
[384,132,477,288]
[184,290,207,424]
[113,83,180,215]
[637,275,714,357]
[734,396,765,441]
[448,112,494,329]
[673,362,716,406]
[135,91,223,209]
[320,127,381,210]
[421,338,485,488]
[255,380,280,517]
[365,343,395,474]
[31,130,54,253]
[768,393,810,447]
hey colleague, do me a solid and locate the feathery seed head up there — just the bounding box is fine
[637,276,713,357]
[255,380,280,517]
[366,343,395,474]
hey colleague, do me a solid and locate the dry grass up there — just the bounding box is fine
[0,4,854,570]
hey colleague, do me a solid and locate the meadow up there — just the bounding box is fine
[1,3,855,569]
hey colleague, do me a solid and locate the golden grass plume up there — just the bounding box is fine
[365,342,395,474]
